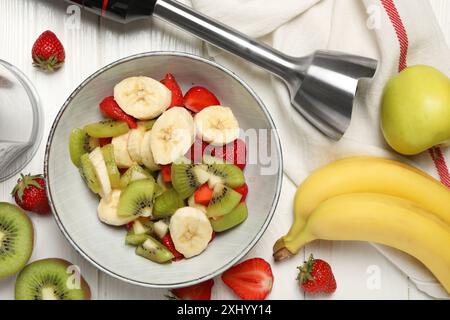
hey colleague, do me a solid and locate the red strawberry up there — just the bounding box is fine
[125,221,134,231]
[161,234,184,261]
[184,86,220,113]
[194,184,214,206]
[99,96,137,129]
[98,137,112,147]
[161,165,172,183]
[161,73,184,108]
[298,254,336,295]
[222,258,273,300]
[170,279,214,300]
[234,183,248,203]
[212,139,247,170]
[32,30,65,72]
[12,174,51,215]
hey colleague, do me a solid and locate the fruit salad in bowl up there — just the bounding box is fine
[45,52,282,288]
[69,74,250,263]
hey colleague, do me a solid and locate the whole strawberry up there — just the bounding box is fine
[12,174,51,215]
[298,254,336,295]
[32,30,65,72]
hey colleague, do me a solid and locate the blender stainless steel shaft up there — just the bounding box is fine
[66,0,378,140]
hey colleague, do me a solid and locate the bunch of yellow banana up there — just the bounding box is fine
[273,156,450,293]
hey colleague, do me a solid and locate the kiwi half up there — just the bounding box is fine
[172,162,209,199]
[135,237,174,263]
[125,232,153,246]
[84,120,129,138]
[79,153,101,194]
[117,179,155,218]
[15,258,91,300]
[211,202,248,232]
[206,163,245,188]
[69,128,99,167]
[120,164,154,189]
[153,189,185,219]
[207,184,242,218]
[0,203,34,280]
[101,144,121,189]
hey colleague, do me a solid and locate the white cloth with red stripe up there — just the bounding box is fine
[189,0,450,298]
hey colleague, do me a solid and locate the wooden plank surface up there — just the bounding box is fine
[0,0,448,300]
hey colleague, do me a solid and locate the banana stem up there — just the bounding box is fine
[273,231,314,262]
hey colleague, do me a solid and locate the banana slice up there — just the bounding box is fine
[114,76,171,120]
[150,107,195,165]
[98,190,136,226]
[89,147,112,198]
[194,106,239,146]
[169,207,213,258]
[127,126,146,164]
[141,130,160,171]
[112,133,134,168]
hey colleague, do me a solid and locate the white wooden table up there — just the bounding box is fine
[0,0,448,300]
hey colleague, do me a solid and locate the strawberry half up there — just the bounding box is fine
[222,258,274,300]
[32,30,65,72]
[98,137,112,147]
[194,184,214,206]
[161,73,184,108]
[12,174,51,215]
[184,86,220,113]
[212,139,247,170]
[234,183,248,203]
[99,96,137,129]
[161,165,172,183]
[170,279,214,300]
[161,234,184,261]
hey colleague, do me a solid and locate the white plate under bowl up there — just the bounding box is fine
[45,52,282,288]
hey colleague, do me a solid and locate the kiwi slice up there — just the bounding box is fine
[206,163,245,188]
[125,231,153,246]
[79,154,101,194]
[84,120,129,138]
[117,179,155,218]
[69,128,99,167]
[137,120,156,130]
[207,184,242,218]
[135,237,174,263]
[153,189,185,219]
[101,144,121,189]
[132,218,155,235]
[0,203,33,280]
[211,203,248,232]
[15,258,91,300]
[120,164,154,189]
[172,162,210,199]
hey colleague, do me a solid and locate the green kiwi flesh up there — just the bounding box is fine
[153,189,185,219]
[137,120,156,130]
[125,231,153,246]
[15,258,91,300]
[117,179,155,218]
[207,184,242,218]
[69,128,99,167]
[84,120,129,138]
[135,237,174,263]
[79,154,101,194]
[171,163,209,199]
[120,164,154,189]
[101,144,121,189]
[0,203,34,280]
[211,202,248,232]
[206,163,245,188]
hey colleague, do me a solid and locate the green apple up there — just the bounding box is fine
[381,65,450,155]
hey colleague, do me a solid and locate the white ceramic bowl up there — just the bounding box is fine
[45,52,282,288]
